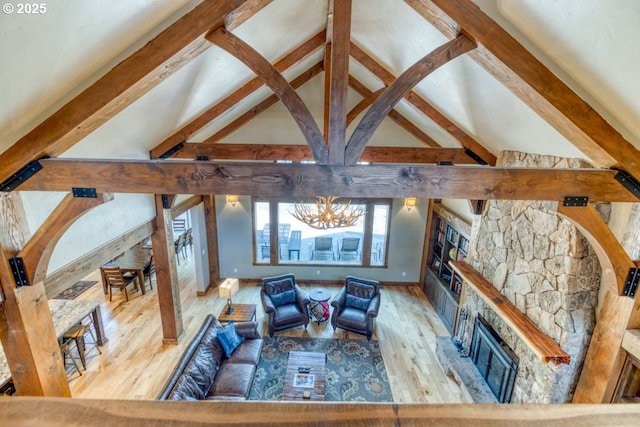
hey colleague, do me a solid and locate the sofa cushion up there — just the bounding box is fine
[274,303,305,324]
[337,306,367,330]
[168,373,206,400]
[226,338,263,365]
[264,278,294,295]
[346,281,376,299]
[270,288,296,307]
[345,293,371,311]
[209,363,256,399]
[184,344,219,394]
[217,321,245,358]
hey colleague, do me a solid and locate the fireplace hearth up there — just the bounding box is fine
[470,315,518,403]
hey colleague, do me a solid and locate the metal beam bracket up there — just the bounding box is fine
[614,169,640,200]
[9,257,30,287]
[158,142,185,159]
[622,268,640,298]
[0,160,43,192]
[161,194,171,209]
[474,200,486,215]
[464,148,488,166]
[563,196,589,207]
[72,187,97,198]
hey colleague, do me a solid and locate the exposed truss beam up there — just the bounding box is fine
[0,0,244,184]
[18,193,113,285]
[225,0,272,31]
[151,30,324,158]
[348,76,440,148]
[406,0,640,179]
[202,63,323,144]
[346,35,476,164]
[206,28,328,163]
[327,0,352,165]
[170,143,476,164]
[350,42,496,165]
[14,159,637,203]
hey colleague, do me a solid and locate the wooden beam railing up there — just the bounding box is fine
[450,260,570,365]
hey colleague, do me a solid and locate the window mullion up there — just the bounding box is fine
[361,200,375,266]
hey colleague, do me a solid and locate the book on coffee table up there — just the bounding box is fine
[293,373,314,388]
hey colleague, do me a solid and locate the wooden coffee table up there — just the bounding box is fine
[282,351,326,401]
[217,303,256,324]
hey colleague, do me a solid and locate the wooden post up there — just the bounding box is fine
[150,194,182,344]
[203,195,220,287]
[0,193,70,396]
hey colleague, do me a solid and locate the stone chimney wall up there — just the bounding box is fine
[463,151,602,403]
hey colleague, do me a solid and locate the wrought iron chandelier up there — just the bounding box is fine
[290,196,365,230]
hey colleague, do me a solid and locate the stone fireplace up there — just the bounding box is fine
[461,151,603,403]
[470,314,518,403]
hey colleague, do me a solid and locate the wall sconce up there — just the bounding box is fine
[405,197,417,211]
[227,194,239,207]
[219,278,239,314]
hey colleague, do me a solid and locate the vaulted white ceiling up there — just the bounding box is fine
[1,0,639,165]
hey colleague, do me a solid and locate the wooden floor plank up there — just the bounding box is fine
[68,253,466,403]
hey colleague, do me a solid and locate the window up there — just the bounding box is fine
[253,198,391,267]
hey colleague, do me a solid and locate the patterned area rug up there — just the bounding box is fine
[54,280,98,300]
[249,337,393,402]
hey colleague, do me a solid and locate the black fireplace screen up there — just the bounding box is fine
[471,315,518,403]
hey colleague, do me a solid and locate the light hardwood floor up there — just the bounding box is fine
[69,253,467,403]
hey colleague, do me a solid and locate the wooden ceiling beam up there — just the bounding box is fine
[327,0,352,165]
[151,30,325,158]
[346,35,476,164]
[18,193,114,285]
[14,159,638,203]
[406,0,640,179]
[348,76,440,148]
[206,28,328,164]
[350,42,496,165]
[202,63,323,144]
[0,0,245,185]
[347,87,383,126]
[171,143,476,164]
[225,0,272,31]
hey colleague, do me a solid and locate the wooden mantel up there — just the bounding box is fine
[450,260,570,365]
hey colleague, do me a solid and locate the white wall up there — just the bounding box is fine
[20,191,155,274]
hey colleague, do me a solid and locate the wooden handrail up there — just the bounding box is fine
[3,398,640,426]
[450,260,570,365]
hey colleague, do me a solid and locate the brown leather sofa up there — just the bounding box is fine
[330,276,381,341]
[260,274,310,337]
[157,314,263,400]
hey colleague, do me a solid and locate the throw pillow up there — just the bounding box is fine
[270,289,296,307]
[217,321,245,358]
[345,293,371,311]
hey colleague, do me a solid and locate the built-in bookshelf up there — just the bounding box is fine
[429,214,469,301]
[424,203,471,333]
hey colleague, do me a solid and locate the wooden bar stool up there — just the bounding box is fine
[59,339,82,377]
[63,323,102,369]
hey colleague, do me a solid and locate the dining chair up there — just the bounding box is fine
[174,233,187,265]
[172,218,186,231]
[101,266,139,301]
[184,228,193,253]
[142,255,155,291]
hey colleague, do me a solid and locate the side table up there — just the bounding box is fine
[218,303,257,324]
[308,288,331,325]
